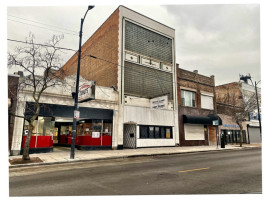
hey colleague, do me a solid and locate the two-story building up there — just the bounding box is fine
[177,66,222,146]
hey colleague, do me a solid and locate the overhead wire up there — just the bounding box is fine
[8,19,79,37]
[7,14,78,34]
[7,38,77,52]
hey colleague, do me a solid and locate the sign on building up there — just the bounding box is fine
[78,81,95,103]
[150,95,168,109]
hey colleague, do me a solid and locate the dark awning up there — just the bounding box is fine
[24,102,113,120]
[183,114,222,125]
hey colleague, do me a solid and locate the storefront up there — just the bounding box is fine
[180,114,222,146]
[217,114,248,145]
[21,102,113,154]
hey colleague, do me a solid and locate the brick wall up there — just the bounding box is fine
[177,67,216,109]
[215,82,243,107]
[60,8,119,88]
[177,66,216,146]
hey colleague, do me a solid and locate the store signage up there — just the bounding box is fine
[74,110,80,119]
[78,81,95,103]
[212,120,219,125]
[92,132,100,138]
[223,124,239,128]
[150,95,168,109]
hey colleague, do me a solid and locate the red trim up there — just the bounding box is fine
[21,136,53,148]
[76,135,111,146]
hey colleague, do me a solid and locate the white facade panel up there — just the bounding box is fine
[162,64,172,72]
[184,124,205,140]
[125,52,139,63]
[136,139,175,147]
[201,94,214,110]
[124,105,175,126]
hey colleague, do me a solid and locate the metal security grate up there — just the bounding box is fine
[123,124,136,148]
[125,21,173,64]
[124,61,173,100]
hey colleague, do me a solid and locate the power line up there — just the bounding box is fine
[7,38,77,52]
[8,19,79,37]
[8,14,78,34]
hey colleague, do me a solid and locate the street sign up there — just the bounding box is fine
[74,110,80,119]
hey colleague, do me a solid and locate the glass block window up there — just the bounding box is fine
[125,20,173,64]
[124,61,173,100]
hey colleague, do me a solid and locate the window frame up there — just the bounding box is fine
[181,90,196,107]
[139,125,173,139]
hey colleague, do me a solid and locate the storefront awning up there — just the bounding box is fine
[24,102,113,120]
[183,114,222,125]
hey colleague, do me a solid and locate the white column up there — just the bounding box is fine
[10,101,26,155]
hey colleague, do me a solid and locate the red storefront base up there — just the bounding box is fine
[21,135,112,154]
[76,135,112,150]
[20,136,53,154]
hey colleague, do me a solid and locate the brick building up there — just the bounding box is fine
[215,81,261,144]
[9,5,180,155]
[177,66,221,146]
[60,6,179,149]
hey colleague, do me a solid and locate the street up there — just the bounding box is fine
[9,148,262,196]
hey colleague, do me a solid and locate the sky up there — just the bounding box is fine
[6,2,261,86]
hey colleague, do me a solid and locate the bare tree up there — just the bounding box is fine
[229,83,257,147]
[8,33,66,160]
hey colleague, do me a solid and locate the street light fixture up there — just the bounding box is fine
[70,5,95,159]
[239,74,262,141]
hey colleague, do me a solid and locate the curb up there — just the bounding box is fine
[9,147,260,169]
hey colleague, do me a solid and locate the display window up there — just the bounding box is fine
[23,117,56,136]
[139,125,173,139]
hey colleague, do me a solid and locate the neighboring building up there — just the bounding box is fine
[9,6,179,155]
[8,74,20,154]
[215,81,261,144]
[177,66,221,146]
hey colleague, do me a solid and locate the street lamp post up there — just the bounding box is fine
[70,5,94,159]
[254,81,262,139]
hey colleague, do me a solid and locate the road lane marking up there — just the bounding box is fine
[178,167,210,173]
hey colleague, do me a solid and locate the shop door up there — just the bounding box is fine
[123,124,136,149]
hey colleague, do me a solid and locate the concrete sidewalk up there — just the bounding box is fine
[9,144,261,168]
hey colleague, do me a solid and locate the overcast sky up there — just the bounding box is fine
[6,3,261,86]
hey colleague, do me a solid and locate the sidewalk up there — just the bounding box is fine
[9,144,261,168]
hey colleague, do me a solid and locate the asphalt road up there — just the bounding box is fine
[9,148,262,196]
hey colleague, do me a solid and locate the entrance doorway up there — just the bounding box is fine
[123,124,136,149]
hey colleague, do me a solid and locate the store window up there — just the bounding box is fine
[76,119,112,137]
[140,125,173,139]
[23,117,56,136]
[181,90,196,107]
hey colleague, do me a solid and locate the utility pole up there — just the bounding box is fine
[254,81,262,139]
[70,5,95,159]
[239,74,261,142]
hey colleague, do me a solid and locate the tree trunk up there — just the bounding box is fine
[22,104,40,160]
[22,123,33,160]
